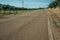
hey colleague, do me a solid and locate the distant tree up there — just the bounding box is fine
[0,4,38,10]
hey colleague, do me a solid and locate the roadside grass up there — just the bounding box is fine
[0,10,32,17]
[0,10,22,15]
[47,8,60,28]
[0,14,3,18]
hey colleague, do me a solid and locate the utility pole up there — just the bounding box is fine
[22,0,24,10]
[22,0,24,13]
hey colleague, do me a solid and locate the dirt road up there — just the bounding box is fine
[0,10,49,40]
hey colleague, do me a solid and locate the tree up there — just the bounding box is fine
[48,1,58,8]
[0,4,3,10]
[56,0,60,7]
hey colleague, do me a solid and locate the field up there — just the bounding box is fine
[0,10,33,18]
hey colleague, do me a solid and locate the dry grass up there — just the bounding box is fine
[47,8,60,27]
[0,10,33,18]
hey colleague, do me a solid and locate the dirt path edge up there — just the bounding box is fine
[47,17,54,40]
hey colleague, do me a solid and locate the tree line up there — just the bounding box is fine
[0,4,44,11]
[0,4,22,10]
[0,4,35,10]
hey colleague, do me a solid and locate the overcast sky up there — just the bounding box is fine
[0,0,53,8]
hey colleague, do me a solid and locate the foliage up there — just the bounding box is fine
[48,1,58,8]
[0,4,44,11]
[0,4,30,10]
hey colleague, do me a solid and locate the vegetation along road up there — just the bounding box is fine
[0,10,49,40]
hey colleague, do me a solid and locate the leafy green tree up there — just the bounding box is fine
[56,0,60,7]
[48,0,60,8]
[48,1,58,8]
